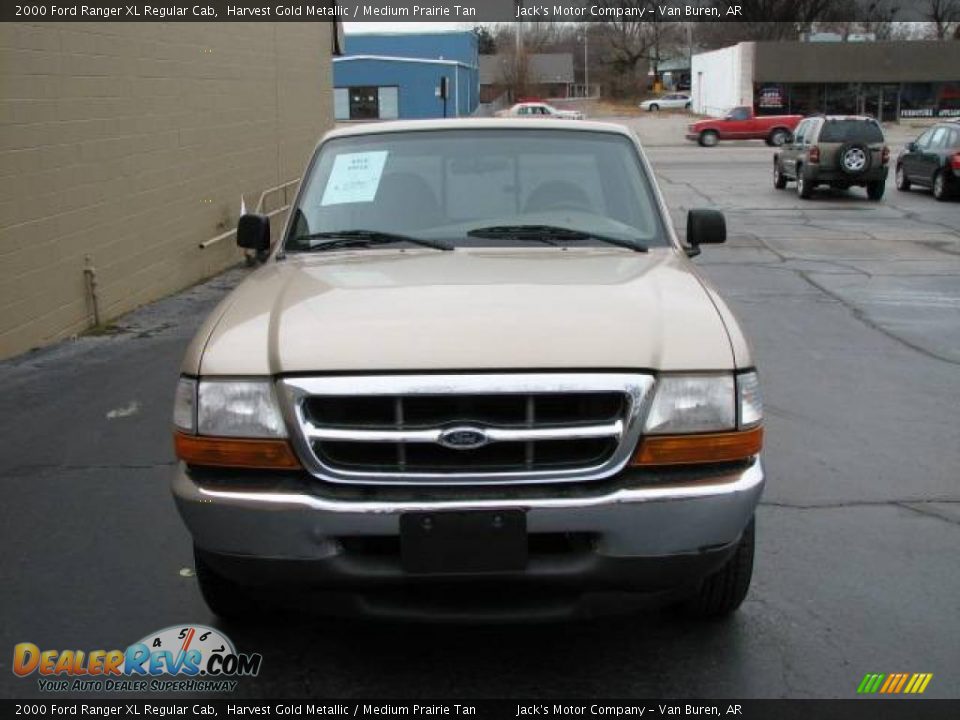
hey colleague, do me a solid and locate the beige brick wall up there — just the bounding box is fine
[0,22,334,359]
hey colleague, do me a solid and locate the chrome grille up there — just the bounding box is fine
[278,374,654,486]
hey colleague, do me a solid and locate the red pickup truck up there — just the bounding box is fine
[686,106,803,147]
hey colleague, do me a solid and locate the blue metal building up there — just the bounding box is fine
[333,31,480,120]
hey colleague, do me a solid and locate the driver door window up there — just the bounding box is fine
[914,129,934,150]
[928,127,948,150]
[792,122,804,145]
[793,121,809,146]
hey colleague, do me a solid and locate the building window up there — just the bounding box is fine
[334,86,400,120]
[378,87,399,119]
[334,88,349,120]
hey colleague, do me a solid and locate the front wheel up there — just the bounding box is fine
[699,130,719,147]
[895,164,911,191]
[681,518,755,619]
[648,104,659,112]
[773,161,787,189]
[866,180,885,201]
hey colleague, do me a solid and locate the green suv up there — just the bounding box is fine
[774,115,889,200]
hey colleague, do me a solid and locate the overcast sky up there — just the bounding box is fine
[344,22,478,33]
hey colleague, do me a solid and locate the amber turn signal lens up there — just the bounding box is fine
[631,426,763,466]
[174,432,302,470]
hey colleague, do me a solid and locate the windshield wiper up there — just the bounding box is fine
[467,225,648,253]
[294,229,452,252]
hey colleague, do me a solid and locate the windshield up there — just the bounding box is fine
[284,129,667,253]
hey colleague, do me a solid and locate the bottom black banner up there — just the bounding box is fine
[2,700,959,720]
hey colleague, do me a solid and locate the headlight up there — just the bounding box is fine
[737,371,763,429]
[173,377,287,437]
[172,376,299,470]
[633,371,763,466]
[196,380,287,438]
[643,374,735,434]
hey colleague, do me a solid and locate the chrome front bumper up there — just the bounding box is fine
[172,459,764,571]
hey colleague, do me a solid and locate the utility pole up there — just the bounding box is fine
[515,2,523,55]
[584,29,589,98]
[514,1,524,102]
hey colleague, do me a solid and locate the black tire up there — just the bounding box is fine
[195,547,263,621]
[895,164,910,191]
[933,170,949,201]
[797,169,813,199]
[769,128,789,147]
[866,180,885,201]
[773,160,787,189]
[648,103,659,112]
[838,142,872,176]
[682,518,755,619]
[699,130,719,147]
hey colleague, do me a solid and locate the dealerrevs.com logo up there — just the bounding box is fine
[13,625,261,693]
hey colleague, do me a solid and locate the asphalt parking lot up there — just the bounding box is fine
[1,118,958,700]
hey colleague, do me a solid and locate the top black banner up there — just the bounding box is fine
[0,1,946,23]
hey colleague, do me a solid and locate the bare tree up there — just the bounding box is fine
[646,13,685,85]
[924,0,960,39]
[817,0,901,40]
[593,2,684,96]
[695,0,842,47]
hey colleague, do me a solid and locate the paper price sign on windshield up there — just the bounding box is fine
[321,151,389,206]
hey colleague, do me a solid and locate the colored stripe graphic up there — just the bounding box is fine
[893,673,910,693]
[857,673,932,694]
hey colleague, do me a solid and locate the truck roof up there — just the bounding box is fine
[325,118,634,141]
[809,115,879,122]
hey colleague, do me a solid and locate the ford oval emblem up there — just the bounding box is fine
[438,426,489,450]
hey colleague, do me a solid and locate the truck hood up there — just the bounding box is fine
[194,248,735,375]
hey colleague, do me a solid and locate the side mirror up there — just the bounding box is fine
[906,141,917,152]
[685,209,726,257]
[236,213,271,252]
[783,131,794,144]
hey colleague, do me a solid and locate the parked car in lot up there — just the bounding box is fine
[773,115,890,200]
[172,119,765,622]
[498,102,584,120]
[896,121,960,201]
[686,106,802,147]
[639,94,691,112]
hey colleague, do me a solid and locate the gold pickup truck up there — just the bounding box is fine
[171,119,764,621]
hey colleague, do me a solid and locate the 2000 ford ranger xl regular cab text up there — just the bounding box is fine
[172,119,765,621]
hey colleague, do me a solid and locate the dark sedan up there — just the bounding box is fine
[895,121,960,201]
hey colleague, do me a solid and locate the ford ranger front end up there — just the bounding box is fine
[171,119,764,621]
